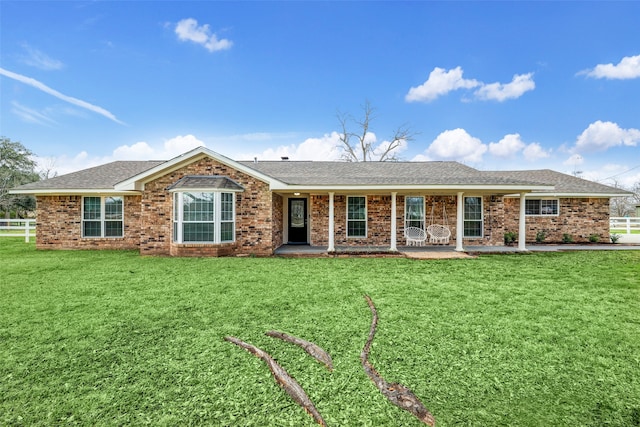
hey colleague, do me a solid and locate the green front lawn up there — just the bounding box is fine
[1,239,639,426]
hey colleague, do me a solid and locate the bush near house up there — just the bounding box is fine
[1,239,639,426]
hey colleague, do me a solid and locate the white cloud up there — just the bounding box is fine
[19,43,64,70]
[251,132,343,161]
[0,67,125,125]
[424,128,487,163]
[563,154,584,167]
[488,134,526,158]
[522,142,550,161]
[406,67,534,103]
[582,54,640,79]
[574,120,640,153]
[474,73,535,102]
[405,67,480,102]
[175,18,232,52]
[113,134,206,160]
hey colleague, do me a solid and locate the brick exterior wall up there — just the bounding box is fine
[503,197,611,243]
[140,156,276,256]
[35,195,142,250]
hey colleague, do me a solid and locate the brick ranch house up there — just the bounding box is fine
[11,147,630,256]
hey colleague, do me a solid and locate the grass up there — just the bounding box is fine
[1,238,639,426]
[611,229,640,234]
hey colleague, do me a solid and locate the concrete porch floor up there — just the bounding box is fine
[274,243,640,259]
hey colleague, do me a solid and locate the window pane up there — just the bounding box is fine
[464,221,482,237]
[105,221,123,237]
[221,193,234,221]
[105,197,123,220]
[183,192,214,222]
[83,221,101,237]
[525,199,540,215]
[84,197,101,220]
[183,223,214,242]
[348,197,366,220]
[541,200,558,215]
[220,222,234,242]
[464,197,482,220]
[348,221,366,237]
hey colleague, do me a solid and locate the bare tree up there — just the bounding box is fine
[337,101,415,162]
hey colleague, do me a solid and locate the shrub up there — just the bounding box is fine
[504,231,517,245]
[589,234,600,243]
[535,231,547,243]
[562,233,574,244]
[610,233,621,244]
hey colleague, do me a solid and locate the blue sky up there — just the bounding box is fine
[1,1,639,187]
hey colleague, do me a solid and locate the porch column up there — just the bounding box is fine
[456,192,465,252]
[328,192,335,252]
[390,192,397,251]
[518,192,528,251]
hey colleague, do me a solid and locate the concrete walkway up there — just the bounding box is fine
[274,243,639,259]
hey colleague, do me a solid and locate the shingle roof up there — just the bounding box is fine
[13,161,164,191]
[483,170,629,195]
[237,160,539,186]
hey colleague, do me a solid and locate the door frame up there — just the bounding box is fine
[286,196,309,244]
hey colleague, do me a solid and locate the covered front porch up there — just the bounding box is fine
[278,191,532,252]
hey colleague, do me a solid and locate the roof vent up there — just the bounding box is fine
[254,157,258,163]
[281,156,289,161]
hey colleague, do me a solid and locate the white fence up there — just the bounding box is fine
[610,217,640,234]
[0,219,36,242]
[610,217,640,244]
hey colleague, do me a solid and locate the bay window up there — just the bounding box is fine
[173,192,235,243]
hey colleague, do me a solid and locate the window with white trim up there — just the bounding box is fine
[172,192,235,243]
[463,196,483,238]
[347,196,367,238]
[83,196,124,238]
[525,199,559,216]
[405,196,425,229]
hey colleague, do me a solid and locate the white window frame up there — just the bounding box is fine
[82,196,124,238]
[405,196,425,230]
[172,191,236,244]
[463,196,483,238]
[525,198,559,216]
[347,195,367,238]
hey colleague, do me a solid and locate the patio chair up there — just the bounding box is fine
[427,224,451,245]
[405,226,427,246]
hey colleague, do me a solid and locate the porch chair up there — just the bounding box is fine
[405,226,427,246]
[426,201,451,245]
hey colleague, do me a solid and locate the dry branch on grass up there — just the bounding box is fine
[224,336,327,426]
[266,330,334,371]
[361,295,436,426]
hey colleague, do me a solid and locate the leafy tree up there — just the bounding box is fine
[337,101,415,162]
[0,137,39,218]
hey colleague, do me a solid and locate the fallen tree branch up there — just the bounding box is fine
[266,330,334,371]
[224,336,327,427]
[360,295,436,426]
